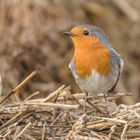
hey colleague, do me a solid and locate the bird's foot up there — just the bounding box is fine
[103,93,113,117]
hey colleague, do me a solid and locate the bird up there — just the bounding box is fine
[64,24,123,110]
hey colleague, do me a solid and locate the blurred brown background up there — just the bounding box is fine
[0,0,139,104]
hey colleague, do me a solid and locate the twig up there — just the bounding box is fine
[0,112,22,130]
[121,123,128,140]
[24,134,36,140]
[58,92,132,101]
[52,89,61,103]
[3,129,12,138]
[22,91,40,104]
[91,117,127,124]
[51,112,65,126]
[13,71,37,93]
[0,71,37,104]
[108,125,116,139]
[87,100,106,115]
[14,126,21,138]
[66,114,86,139]
[42,123,46,140]
[13,122,32,140]
[41,85,65,103]
[14,94,21,103]
[87,122,114,129]
[69,93,83,107]
[25,102,79,109]
[34,124,71,128]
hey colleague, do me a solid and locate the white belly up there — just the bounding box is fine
[75,70,118,93]
[69,62,119,94]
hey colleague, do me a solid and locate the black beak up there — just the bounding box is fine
[63,32,74,37]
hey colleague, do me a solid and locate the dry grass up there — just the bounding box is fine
[0,1,139,139]
[0,71,139,140]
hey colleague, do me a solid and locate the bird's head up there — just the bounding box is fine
[64,24,109,50]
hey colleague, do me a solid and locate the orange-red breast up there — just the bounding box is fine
[64,24,123,94]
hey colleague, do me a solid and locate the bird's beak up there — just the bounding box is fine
[63,32,75,37]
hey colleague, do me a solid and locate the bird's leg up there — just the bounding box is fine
[103,93,107,105]
[84,92,88,113]
[103,93,109,116]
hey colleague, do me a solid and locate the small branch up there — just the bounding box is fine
[58,92,132,101]
[0,71,37,105]
[71,95,83,107]
[51,112,65,126]
[24,134,36,140]
[13,71,37,93]
[108,125,116,139]
[121,123,128,140]
[13,122,32,140]
[3,129,12,138]
[87,100,106,115]
[42,123,46,140]
[25,102,79,109]
[41,85,65,103]
[22,91,40,104]
[87,121,114,129]
[0,112,22,130]
[92,117,127,124]
[14,94,21,103]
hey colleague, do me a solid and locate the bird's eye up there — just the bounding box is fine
[83,30,89,36]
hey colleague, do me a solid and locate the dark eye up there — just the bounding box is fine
[83,30,89,36]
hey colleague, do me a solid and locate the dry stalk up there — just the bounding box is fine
[87,122,114,129]
[41,85,65,103]
[23,91,40,104]
[66,114,86,140]
[87,100,106,115]
[0,112,22,130]
[0,71,37,104]
[3,129,12,138]
[13,122,32,140]
[108,125,116,139]
[91,117,127,124]
[58,92,132,102]
[25,102,79,109]
[51,111,65,126]
[42,123,46,140]
[121,123,128,140]
[24,134,36,140]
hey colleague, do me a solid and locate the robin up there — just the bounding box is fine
[64,24,123,109]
